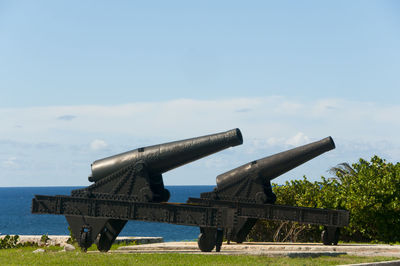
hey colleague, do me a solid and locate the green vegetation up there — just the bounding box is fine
[0,246,397,265]
[40,234,50,244]
[82,240,138,252]
[67,226,76,244]
[0,235,21,249]
[0,235,38,249]
[249,156,400,243]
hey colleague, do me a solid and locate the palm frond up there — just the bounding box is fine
[328,162,356,177]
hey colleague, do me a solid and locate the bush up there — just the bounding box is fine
[67,226,77,244]
[0,235,38,249]
[337,156,400,242]
[40,234,50,245]
[248,156,400,243]
[0,235,20,249]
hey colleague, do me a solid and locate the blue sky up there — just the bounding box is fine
[1,1,399,186]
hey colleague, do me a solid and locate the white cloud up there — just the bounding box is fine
[285,132,310,146]
[90,139,108,151]
[57,115,77,121]
[266,137,280,146]
[1,97,399,142]
[2,156,18,168]
[1,96,400,186]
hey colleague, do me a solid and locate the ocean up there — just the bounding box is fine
[0,186,214,241]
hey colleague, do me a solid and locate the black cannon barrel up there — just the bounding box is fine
[216,136,335,188]
[89,128,243,182]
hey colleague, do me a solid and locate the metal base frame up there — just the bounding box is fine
[32,195,348,252]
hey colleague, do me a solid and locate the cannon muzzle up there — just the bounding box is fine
[89,128,243,182]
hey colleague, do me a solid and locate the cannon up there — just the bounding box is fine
[188,137,342,250]
[32,131,349,252]
[49,129,242,251]
[78,128,243,203]
[202,136,335,205]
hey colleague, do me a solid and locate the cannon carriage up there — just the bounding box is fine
[32,129,349,252]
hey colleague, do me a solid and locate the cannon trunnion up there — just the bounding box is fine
[32,130,349,252]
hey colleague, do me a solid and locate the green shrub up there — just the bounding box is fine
[248,156,400,243]
[0,235,38,249]
[0,235,20,249]
[40,234,50,245]
[67,226,77,244]
[337,156,400,242]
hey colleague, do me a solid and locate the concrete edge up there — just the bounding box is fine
[338,259,400,266]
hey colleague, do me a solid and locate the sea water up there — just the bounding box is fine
[0,186,213,241]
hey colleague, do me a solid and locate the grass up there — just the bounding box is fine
[83,240,138,251]
[0,246,398,266]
